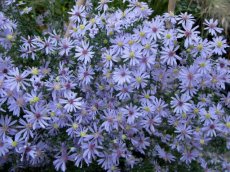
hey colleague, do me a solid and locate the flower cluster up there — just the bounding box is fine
[0,0,230,171]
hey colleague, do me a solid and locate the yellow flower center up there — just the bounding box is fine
[197,44,203,51]
[139,32,145,37]
[217,41,223,48]
[205,113,211,119]
[128,40,134,45]
[106,55,112,61]
[199,63,206,67]
[79,25,85,30]
[129,51,135,58]
[145,44,150,49]
[72,123,78,129]
[6,34,13,41]
[194,108,199,114]
[80,132,87,137]
[136,77,142,83]
[117,42,123,47]
[31,67,39,75]
[53,123,59,129]
[144,106,150,112]
[12,141,18,147]
[200,139,205,145]
[226,122,230,128]
[30,96,40,104]
[166,34,171,39]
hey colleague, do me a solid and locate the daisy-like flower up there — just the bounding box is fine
[5,67,29,91]
[82,141,102,161]
[177,23,199,48]
[152,97,168,117]
[75,41,94,64]
[58,38,74,56]
[121,104,140,124]
[96,0,112,11]
[146,17,165,41]
[176,12,195,25]
[35,37,56,55]
[175,124,193,141]
[202,120,221,137]
[78,65,95,85]
[162,29,177,46]
[122,45,142,66]
[101,49,118,69]
[194,57,212,74]
[113,65,131,85]
[0,115,17,138]
[140,113,162,134]
[156,146,175,163]
[179,65,199,89]
[211,36,228,55]
[24,103,50,130]
[131,70,149,89]
[200,108,217,125]
[16,118,33,140]
[171,94,191,114]
[180,149,199,164]
[161,45,181,66]
[68,5,86,23]
[59,92,82,112]
[0,140,10,156]
[204,19,223,36]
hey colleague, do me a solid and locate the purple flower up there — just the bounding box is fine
[177,23,199,48]
[204,19,223,36]
[82,141,102,161]
[24,103,50,129]
[171,94,191,114]
[75,41,94,64]
[211,36,228,55]
[5,67,29,91]
[180,149,199,164]
[58,38,74,56]
[175,124,193,141]
[59,92,82,112]
[68,5,86,23]
[161,45,181,66]
[113,65,131,85]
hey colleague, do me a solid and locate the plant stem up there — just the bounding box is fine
[168,0,177,13]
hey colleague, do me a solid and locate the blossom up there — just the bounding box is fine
[75,41,94,64]
[77,65,95,85]
[113,65,132,85]
[59,92,82,112]
[177,22,199,48]
[171,94,191,114]
[211,36,228,55]
[5,67,29,91]
[68,5,86,23]
[175,124,193,141]
[82,141,102,161]
[24,103,50,129]
[204,19,223,36]
[121,104,140,124]
[58,38,74,56]
[161,45,181,66]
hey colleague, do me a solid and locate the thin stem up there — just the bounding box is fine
[168,0,177,13]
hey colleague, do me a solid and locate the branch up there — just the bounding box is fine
[64,0,86,38]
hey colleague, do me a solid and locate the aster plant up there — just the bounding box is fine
[0,0,230,171]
